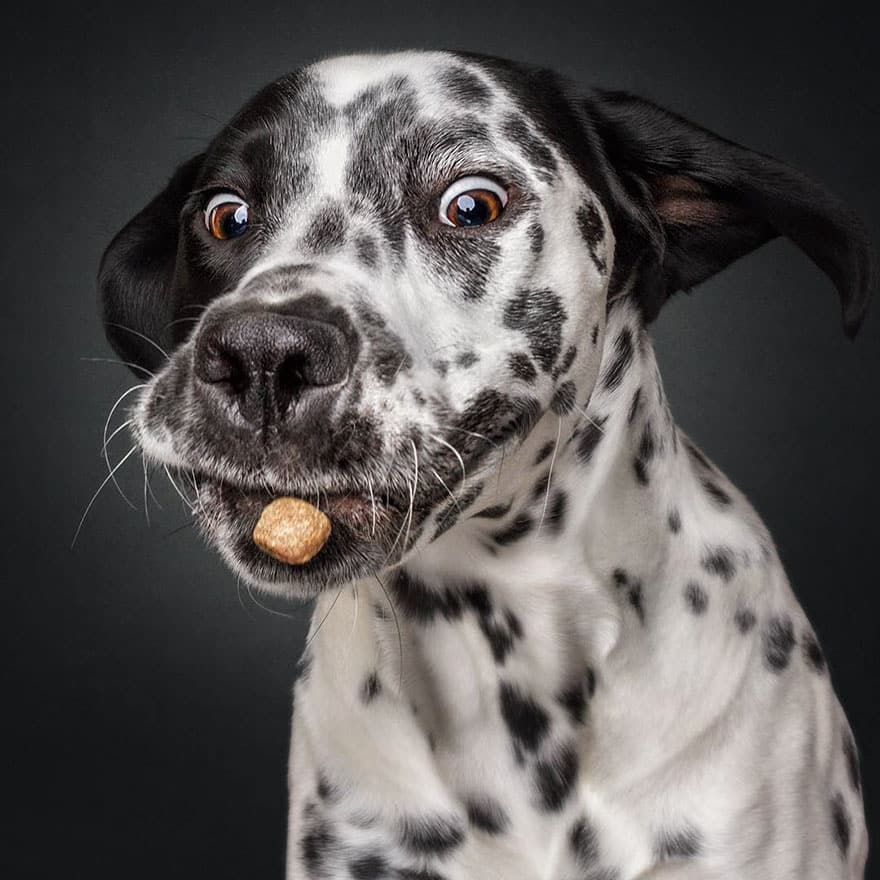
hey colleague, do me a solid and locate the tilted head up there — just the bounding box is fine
[99,50,873,598]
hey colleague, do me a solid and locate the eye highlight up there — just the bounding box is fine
[438,176,508,228]
[204,193,250,240]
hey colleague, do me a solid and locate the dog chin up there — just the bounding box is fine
[193,475,412,600]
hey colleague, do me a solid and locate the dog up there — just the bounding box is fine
[99,51,872,879]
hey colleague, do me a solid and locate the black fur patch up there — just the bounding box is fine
[701,546,736,582]
[763,614,796,672]
[702,478,732,507]
[734,607,757,634]
[576,202,606,272]
[569,815,599,865]
[503,288,566,372]
[684,582,708,614]
[801,630,826,673]
[502,114,559,180]
[473,501,512,519]
[354,234,379,268]
[576,415,607,464]
[355,302,412,386]
[842,728,861,793]
[349,852,389,879]
[302,202,347,253]
[456,349,478,368]
[628,582,645,624]
[830,793,850,858]
[599,327,633,393]
[493,514,533,546]
[465,796,510,835]
[508,352,538,383]
[545,490,568,535]
[534,440,555,466]
[398,814,465,854]
[440,66,491,106]
[534,742,578,811]
[499,682,550,752]
[667,509,682,533]
[627,386,642,424]
[656,824,703,860]
[361,671,382,703]
[551,380,577,415]
[633,422,656,485]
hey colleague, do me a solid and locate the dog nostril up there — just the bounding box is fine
[276,353,308,401]
[202,344,250,393]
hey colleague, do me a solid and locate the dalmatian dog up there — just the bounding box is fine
[99,51,872,879]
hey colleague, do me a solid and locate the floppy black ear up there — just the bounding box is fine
[98,153,205,373]
[586,91,874,337]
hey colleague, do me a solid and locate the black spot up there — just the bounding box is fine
[527,222,545,255]
[627,387,642,424]
[301,819,337,876]
[508,352,538,384]
[545,490,568,535]
[842,728,861,793]
[684,438,713,470]
[432,359,449,376]
[612,568,629,587]
[361,671,382,703]
[473,501,512,519]
[499,682,550,752]
[763,614,796,672]
[591,323,599,346]
[493,514,533,546]
[569,815,599,865]
[830,793,850,858]
[684,582,708,615]
[599,327,633,393]
[465,796,510,835]
[576,415,607,464]
[667,509,681,533]
[801,630,826,673]
[456,349,478,368]
[398,871,448,880]
[633,423,656,486]
[349,852,389,879]
[551,380,577,415]
[354,234,379,268]
[391,570,464,624]
[554,344,578,378]
[439,65,491,105]
[701,546,736,582]
[502,114,558,180]
[531,472,551,503]
[534,440,555,466]
[303,202,347,253]
[702,478,732,507]
[628,583,645,624]
[557,670,592,725]
[656,824,703,860]
[503,288,566,372]
[576,202,606,272]
[734,607,757,633]
[398,814,464,855]
[534,742,578,811]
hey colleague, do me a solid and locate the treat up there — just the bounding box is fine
[252,497,331,565]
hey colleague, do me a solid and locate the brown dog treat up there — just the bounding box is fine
[252,497,332,565]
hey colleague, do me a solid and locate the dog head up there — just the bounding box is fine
[99,51,872,598]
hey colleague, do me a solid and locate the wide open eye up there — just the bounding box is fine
[204,193,250,240]
[438,176,508,228]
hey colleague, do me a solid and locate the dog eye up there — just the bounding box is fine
[204,193,250,240]
[438,176,508,228]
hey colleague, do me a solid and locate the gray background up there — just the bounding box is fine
[3,0,878,876]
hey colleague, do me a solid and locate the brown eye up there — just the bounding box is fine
[204,194,250,240]
[439,176,508,228]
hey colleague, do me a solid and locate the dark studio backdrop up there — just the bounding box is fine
[3,0,879,876]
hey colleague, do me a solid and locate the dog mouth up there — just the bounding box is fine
[185,467,416,597]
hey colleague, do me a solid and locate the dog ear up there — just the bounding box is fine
[586,91,874,336]
[98,153,205,373]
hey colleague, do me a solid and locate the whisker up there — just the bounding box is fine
[430,435,467,486]
[80,356,155,378]
[537,417,563,532]
[163,464,196,513]
[103,322,169,361]
[304,588,344,651]
[71,445,139,547]
[367,476,377,537]
[430,467,461,511]
[402,440,419,553]
[101,418,133,457]
[374,574,404,694]
[141,455,151,526]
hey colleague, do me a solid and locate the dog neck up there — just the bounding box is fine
[296,299,775,823]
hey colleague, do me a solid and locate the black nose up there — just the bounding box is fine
[194,309,350,427]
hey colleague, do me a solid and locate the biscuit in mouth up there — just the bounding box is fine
[252,497,332,565]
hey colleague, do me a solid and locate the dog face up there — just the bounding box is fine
[100,51,871,598]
